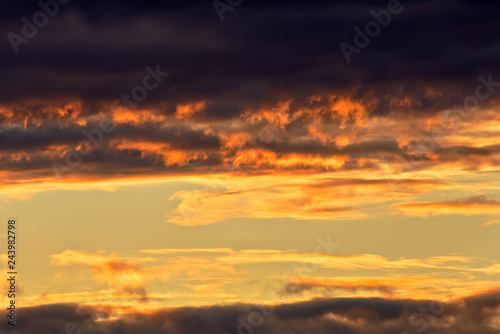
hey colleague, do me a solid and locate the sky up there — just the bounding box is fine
[1,0,500,333]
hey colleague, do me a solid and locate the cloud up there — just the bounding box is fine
[2,100,499,198]
[1,0,500,112]
[484,218,500,226]
[51,250,157,299]
[166,175,451,225]
[282,276,448,295]
[7,290,500,334]
[280,276,500,301]
[0,0,500,190]
[139,247,489,273]
[50,249,241,303]
[396,195,500,217]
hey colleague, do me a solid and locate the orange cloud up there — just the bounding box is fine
[280,275,500,301]
[484,218,500,226]
[50,249,241,303]
[52,250,157,298]
[140,248,485,273]
[396,195,500,217]
[167,175,448,226]
[176,101,207,118]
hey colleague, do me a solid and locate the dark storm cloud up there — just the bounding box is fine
[1,116,496,177]
[1,0,500,118]
[0,121,221,152]
[2,0,500,178]
[5,291,500,334]
[257,139,402,156]
[283,280,395,295]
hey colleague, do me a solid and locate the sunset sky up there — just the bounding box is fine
[1,0,500,333]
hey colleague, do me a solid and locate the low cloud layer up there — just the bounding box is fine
[5,290,500,334]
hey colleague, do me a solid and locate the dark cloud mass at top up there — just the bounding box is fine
[0,0,499,115]
[0,0,499,179]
